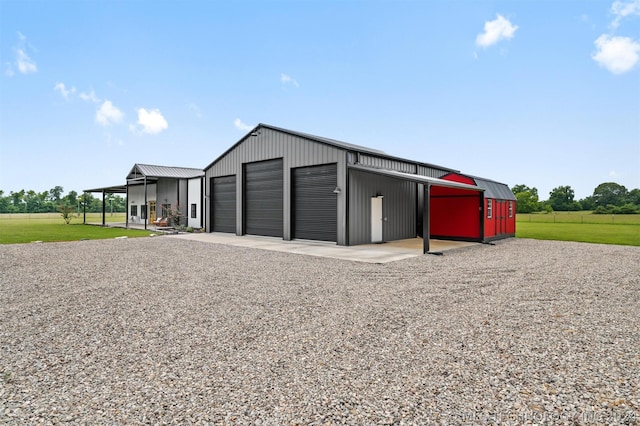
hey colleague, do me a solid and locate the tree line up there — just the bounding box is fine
[512,182,640,214]
[0,186,126,214]
[1,181,639,215]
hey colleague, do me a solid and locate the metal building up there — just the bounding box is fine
[83,164,205,229]
[204,124,516,253]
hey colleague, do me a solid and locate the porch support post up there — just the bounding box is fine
[101,190,106,226]
[126,182,129,229]
[423,184,430,254]
[83,192,86,224]
[479,191,485,242]
[144,177,148,230]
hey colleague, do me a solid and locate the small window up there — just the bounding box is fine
[508,201,513,218]
[141,205,147,220]
[162,203,171,217]
[191,203,197,218]
[487,199,493,219]
[131,205,138,217]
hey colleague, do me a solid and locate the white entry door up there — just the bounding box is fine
[371,196,383,243]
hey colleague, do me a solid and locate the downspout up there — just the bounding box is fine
[200,176,204,230]
[344,151,350,246]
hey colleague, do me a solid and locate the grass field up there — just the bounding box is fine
[2,212,639,246]
[517,211,640,225]
[516,213,640,246]
[0,213,152,244]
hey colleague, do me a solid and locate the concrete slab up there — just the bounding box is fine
[170,233,479,264]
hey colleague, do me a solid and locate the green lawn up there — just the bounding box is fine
[517,212,640,225]
[516,222,640,246]
[0,213,153,244]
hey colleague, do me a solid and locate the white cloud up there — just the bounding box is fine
[96,100,124,126]
[135,108,168,134]
[611,0,640,28]
[54,82,76,99]
[281,73,299,88]
[234,118,252,131]
[7,32,37,75]
[592,34,640,74]
[16,49,37,74]
[475,14,518,48]
[609,170,621,178]
[79,89,100,103]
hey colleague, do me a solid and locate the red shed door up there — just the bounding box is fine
[496,201,508,236]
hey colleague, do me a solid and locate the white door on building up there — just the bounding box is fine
[371,196,383,243]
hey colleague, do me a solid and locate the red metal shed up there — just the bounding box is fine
[432,173,516,242]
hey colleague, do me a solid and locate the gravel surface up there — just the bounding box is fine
[1,237,638,425]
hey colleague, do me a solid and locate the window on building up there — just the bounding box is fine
[141,205,147,220]
[131,205,138,217]
[508,201,513,218]
[191,203,197,218]
[162,203,171,218]
[487,199,493,219]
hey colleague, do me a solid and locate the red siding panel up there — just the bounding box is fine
[430,186,481,240]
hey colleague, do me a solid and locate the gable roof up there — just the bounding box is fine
[205,123,457,173]
[442,172,516,201]
[127,164,204,181]
[471,176,516,201]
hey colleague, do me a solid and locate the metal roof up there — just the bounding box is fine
[261,123,389,155]
[205,123,458,174]
[349,164,484,192]
[471,176,516,200]
[127,163,204,180]
[83,184,128,193]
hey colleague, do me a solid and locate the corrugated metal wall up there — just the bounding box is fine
[348,169,417,245]
[358,154,417,173]
[205,127,347,244]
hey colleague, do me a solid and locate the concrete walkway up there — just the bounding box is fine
[170,232,478,264]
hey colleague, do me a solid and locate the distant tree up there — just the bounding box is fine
[579,195,595,211]
[49,186,64,203]
[512,184,538,198]
[0,190,10,213]
[64,190,79,212]
[548,185,581,211]
[593,182,628,208]
[10,190,25,212]
[511,184,541,213]
[628,189,640,206]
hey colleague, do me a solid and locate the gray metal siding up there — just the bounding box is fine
[212,175,236,233]
[348,169,417,245]
[417,165,450,178]
[244,159,284,237]
[358,154,417,173]
[292,163,337,242]
[205,127,347,244]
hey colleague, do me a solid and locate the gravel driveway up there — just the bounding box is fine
[1,237,638,425]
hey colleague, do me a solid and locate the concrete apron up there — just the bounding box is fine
[170,232,479,264]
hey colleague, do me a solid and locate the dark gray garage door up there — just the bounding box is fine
[212,175,236,233]
[292,163,337,242]
[244,159,283,237]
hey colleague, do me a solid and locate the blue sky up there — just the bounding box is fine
[1,0,639,200]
